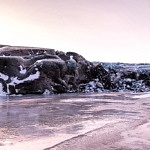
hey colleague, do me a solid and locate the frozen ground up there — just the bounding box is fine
[0,92,150,150]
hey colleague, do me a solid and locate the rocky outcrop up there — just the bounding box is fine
[0,45,96,95]
[0,45,149,95]
[102,63,150,92]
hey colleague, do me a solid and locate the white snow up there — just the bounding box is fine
[36,60,43,63]
[7,71,40,94]
[0,73,9,81]
[0,71,40,95]
[0,73,9,95]
[70,55,73,59]
[19,65,27,74]
[43,89,51,95]
[0,83,6,96]
[10,71,40,85]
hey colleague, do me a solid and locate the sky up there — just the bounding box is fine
[0,0,150,63]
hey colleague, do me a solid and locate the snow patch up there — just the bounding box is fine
[36,59,43,63]
[43,89,51,95]
[11,71,40,85]
[8,71,40,95]
[0,83,6,96]
[19,65,27,74]
[0,70,40,95]
[0,73,9,81]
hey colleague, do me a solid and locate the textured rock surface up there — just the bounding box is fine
[0,45,149,95]
[0,45,95,95]
[102,62,150,92]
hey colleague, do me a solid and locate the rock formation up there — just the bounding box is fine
[0,45,95,95]
[0,45,149,95]
[102,63,150,92]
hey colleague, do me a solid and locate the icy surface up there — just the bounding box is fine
[133,93,150,98]
[0,93,150,150]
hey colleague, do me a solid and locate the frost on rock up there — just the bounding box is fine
[0,83,6,96]
[19,65,27,74]
[10,71,39,85]
[12,71,40,85]
[43,89,51,95]
[0,66,41,95]
[79,79,104,93]
[0,73,8,95]
[104,62,150,92]
[0,45,150,95]
[0,73,9,81]
[3,71,40,95]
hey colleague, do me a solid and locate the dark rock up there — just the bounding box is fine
[0,45,150,95]
[0,46,55,56]
[102,63,150,92]
[0,45,98,95]
[92,63,111,89]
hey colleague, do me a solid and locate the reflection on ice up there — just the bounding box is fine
[133,93,150,98]
[0,92,149,150]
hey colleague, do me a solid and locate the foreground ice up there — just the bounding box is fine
[0,92,150,150]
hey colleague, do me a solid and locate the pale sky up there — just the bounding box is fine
[0,0,150,63]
